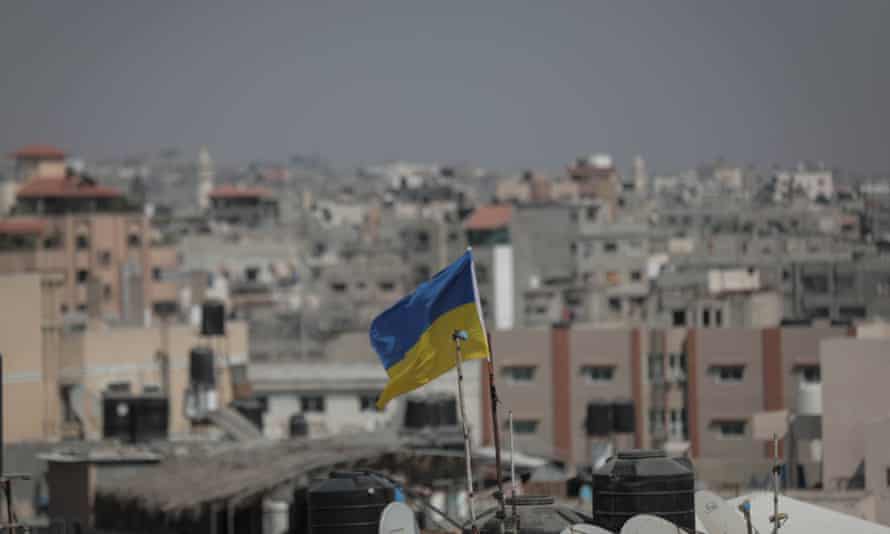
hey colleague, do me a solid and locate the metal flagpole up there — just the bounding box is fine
[509,410,517,496]
[452,331,477,525]
[486,333,507,532]
[508,410,519,533]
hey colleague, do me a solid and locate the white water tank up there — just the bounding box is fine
[796,383,822,416]
[262,500,289,534]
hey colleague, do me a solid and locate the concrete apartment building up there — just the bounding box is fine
[249,331,484,444]
[207,185,279,226]
[821,336,890,490]
[0,272,248,443]
[0,273,65,442]
[481,326,641,466]
[0,147,179,323]
[476,323,850,484]
[466,204,577,330]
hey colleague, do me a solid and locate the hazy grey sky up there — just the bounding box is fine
[1,1,888,174]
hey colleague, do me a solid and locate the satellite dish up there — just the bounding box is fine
[695,490,747,534]
[619,514,684,534]
[560,524,614,534]
[379,501,419,534]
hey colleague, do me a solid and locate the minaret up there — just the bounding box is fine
[632,155,648,195]
[197,146,214,210]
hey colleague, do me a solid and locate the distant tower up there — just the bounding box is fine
[197,146,214,210]
[632,155,648,195]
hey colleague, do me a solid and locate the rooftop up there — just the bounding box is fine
[17,176,123,199]
[9,144,67,161]
[464,204,513,230]
[209,185,274,199]
[0,217,48,236]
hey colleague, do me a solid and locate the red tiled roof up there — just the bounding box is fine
[16,176,123,199]
[463,204,513,230]
[209,185,273,199]
[10,144,66,160]
[0,217,48,236]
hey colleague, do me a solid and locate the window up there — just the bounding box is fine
[60,304,68,314]
[106,381,131,393]
[886,467,890,488]
[839,306,866,319]
[378,281,395,292]
[802,274,829,294]
[76,269,89,284]
[835,273,855,291]
[709,365,745,383]
[608,297,622,312]
[475,264,489,284]
[512,419,539,434]
[649,409,664,433]
[128,233,142,247]
[648,353,664,383]
[76,234,90,250]
[416,231,430,251]
[702,308,711,327]
[581,365,615,383]
[603,241,618,253]
[809,307,830,319]
[331,282,347,293]
[502,366,536,382]
[103,284,112,301]
[711,420,746,439]
[98,250,112,266]
[301,396,325,413]
[152,267,163,282]
[798,365,821,384]
[359,394,381,412]
[630,270,643,282]
[715,309,723,327]
[43,233,63,249]
[672,309,687,327]
[245,267,259,282]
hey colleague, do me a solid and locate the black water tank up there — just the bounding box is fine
[201,300,226,336]
[585,402,613,436]
[290,414,309,437]
[308,471,395,533]
[468,496,592,533]
[102,395,169,442]
[612,401,636,433]
[592,450,694,533]
[189,347,216,386]
[102,396,132,440]
[130,396,169,441]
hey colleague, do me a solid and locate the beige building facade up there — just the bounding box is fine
[0,272,247,443]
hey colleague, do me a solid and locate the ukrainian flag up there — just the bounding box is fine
[370,250,490,409]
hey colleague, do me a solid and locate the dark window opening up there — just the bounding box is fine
[128,233,141,247]
[512,419,539,434]
[581,365,615,382]
[672,309,687,326]
[359,394,381,412]
[502,366,536,382]
[301,396,325,413]
[76,269,89,284]
[709,365,745,383]
[76,235,90,250]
